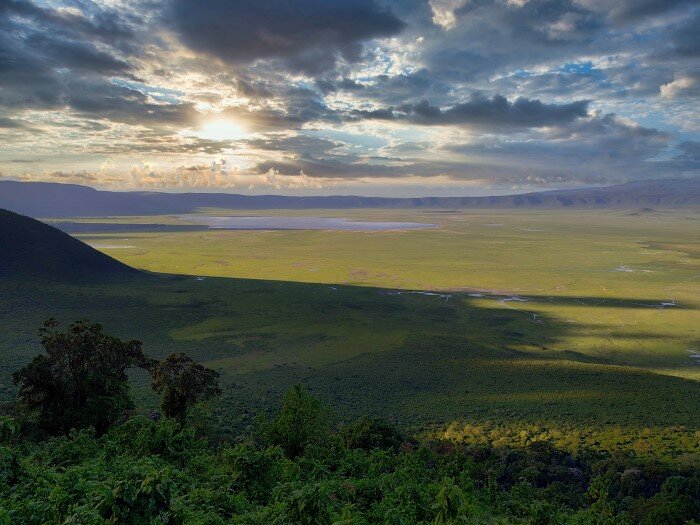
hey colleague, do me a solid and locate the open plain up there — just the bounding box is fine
[2,207,697,458]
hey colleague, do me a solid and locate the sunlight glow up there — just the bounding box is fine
[195,119,248,141]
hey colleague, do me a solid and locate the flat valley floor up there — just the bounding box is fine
[3,208,699,458]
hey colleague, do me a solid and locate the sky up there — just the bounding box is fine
[0,0,698,196]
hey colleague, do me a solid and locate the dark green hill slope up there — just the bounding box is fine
[0,208,137,280]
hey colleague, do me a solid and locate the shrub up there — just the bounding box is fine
[341,417,404,452]
[265,385,333,458]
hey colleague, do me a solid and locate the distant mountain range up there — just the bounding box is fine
[0,178,698,217]
[0,208,137,280]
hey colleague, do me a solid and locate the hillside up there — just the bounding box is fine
[0,178,698,217]
[0,208,137,279]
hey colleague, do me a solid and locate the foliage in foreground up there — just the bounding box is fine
[11,319,148,436]
[2,321,698,523]
[10,320,221,436]
[1,396,698,524]
[151,353,222,424]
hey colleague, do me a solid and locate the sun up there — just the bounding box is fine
[195,119,248,141]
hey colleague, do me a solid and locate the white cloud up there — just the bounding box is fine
[660,73,700,99]
[429,0,469,30]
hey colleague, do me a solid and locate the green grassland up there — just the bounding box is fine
[65,208,700,378]
[4,208,699,458]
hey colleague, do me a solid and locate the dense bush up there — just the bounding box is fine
[1,388,698,524]
[341,417,405,453]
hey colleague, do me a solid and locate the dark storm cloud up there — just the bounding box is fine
[380,0,699,104]
[236,78,273,99]
[0,0,201,130]
[441,113,673,182]
[415,1,603,84]
[664,12,700,59]
[353,70,457,107]
[0,0,137,89]
[315,77,366,95]
[22,33,131,75]
[353,94,589,129]
[450,113,668,157]
[167,0,405,74]
[0,0,136,45]
[65,81,198,126]
[0,0,134,107]
[578,0,695,23]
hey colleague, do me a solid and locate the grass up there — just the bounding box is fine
[2,208,698,458]
[67,208,700,379]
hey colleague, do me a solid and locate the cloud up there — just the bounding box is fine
[4,159,335,191]
[0,0,141,114]
[676,141,700,163]
[0,118,35,130]
[665,12,700,59]
[429,0,468,30]
[0,0,698,192]
[214,89,337,132]
[63,81,198,127]
[573,0,694,23]
[441,112,672,183]
[243,134,342,156]
[352,93,589,129]
[167,0,405,74]
[660,73,700,99]
[256,168,328,189]
[9,170,100,185]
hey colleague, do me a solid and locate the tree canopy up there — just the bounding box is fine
[265,384,332,458]
[12,319,148,435]
[11,320,221,435]
[150,352,221,424]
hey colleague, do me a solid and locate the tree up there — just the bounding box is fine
[150,353,221,424]
[341,417,404,452]
[12,319,147,435]
[266,384,332,458]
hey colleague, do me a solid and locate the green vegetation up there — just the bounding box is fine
[1,389,699,524]
[265,384,333,459]
[151,353,222,424]
[11,319,148,436]
[1,273,698,462]
[66,208,700,379]
[1,208,699,462]
[8,320,220,438]
[0,319,698,523]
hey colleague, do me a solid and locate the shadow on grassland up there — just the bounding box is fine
[473,293,696,309]
[1,273,698,457]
